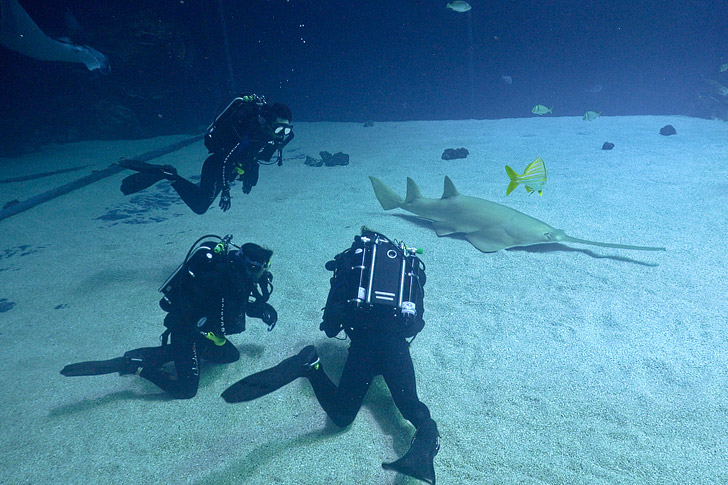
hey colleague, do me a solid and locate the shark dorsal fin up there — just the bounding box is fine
[404,177,422,203]
[441,176,460,199]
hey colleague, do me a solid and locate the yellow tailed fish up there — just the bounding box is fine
[505,157,547,196]
[531,105,553,115]
[720,63,728,73]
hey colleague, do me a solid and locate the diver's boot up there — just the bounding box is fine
[60,355,142,377]
[382,418,440,485]
[222,345,319,403]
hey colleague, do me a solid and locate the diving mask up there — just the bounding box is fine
[242,254,271,280]
[272,123,293,137]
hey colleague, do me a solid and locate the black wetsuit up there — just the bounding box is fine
[310,236,431,429]
[125,328,239,399]
[125,244,273,399]
[170,102,278,214]
[308,329,432,429]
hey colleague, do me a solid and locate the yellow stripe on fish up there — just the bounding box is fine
[505,157,548,196]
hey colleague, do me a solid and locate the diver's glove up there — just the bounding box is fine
[261,304,277,328]
[241,163,259,194]
[219,186,232,211]
[246,301,278,330]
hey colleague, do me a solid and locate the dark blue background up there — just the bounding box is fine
[1,0,726,152]
[220,0,727,120]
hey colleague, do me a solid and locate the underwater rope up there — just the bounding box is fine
[0,134,204,222]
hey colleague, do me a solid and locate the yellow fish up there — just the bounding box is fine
[531,105,553,115]
[583,110,601,121]
[720,63,728,72]
[505,157,548,196]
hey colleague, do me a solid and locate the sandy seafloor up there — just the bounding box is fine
[0,116,726,484]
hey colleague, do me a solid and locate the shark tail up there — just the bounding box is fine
[505,165,520,195]
[369,176,403,210]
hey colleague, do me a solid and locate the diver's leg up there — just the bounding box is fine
[170,154,223,214]
[381,339,431,428]
[138,329,200,399]
[381,338,439,485]
[307,340,376,428]
[123,345,171,370]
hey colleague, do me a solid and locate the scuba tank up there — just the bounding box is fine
[321,230,426,339]
[158,234,234,312]
[204,95,265,153]
[158,234,276,334]
[205,94,294,166]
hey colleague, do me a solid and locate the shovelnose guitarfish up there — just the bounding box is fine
[369,176,666,253]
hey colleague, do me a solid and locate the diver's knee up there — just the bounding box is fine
[219,352,239,364]
[173,386,198,400]
[174,390,197,400]
[330,412,356,428]
[190,205,209,215]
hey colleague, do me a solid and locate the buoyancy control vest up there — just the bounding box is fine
[158,235,270,336]
[320,231,426,339]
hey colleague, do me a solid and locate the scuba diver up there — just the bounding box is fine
[60,235,278,399]
[118,94,294,214]
[222,228,440,484]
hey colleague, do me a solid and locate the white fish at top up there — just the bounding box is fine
[584,83,603,93]
[447,1,472,13]
[501,75,513,84]
[531,105,553,115]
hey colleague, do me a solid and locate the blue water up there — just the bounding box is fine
[1,0,727,154]
[1,2,727,483]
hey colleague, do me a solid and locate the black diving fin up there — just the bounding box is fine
[60,356,141,376]
[382,419,440,485]
[222,345,319,403]
[117,159,178,195]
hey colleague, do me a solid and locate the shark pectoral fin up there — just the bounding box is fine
[0,0,109,72]
[78,44,110,73]
[431,221,459,236]
[464,230,508,252]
